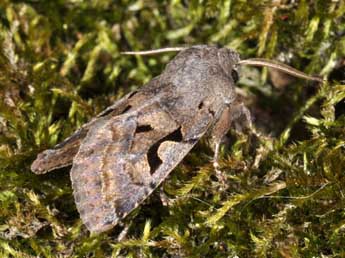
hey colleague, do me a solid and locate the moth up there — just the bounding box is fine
[31,45,323,233]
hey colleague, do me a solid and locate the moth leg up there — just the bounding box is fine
[209,106,232,190]
[212,141,226,190]
[210,102,253,189]
[231,102,253,134]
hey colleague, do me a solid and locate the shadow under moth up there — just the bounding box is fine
[31,45,323,234]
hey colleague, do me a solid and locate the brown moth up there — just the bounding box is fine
[31,45,323,233]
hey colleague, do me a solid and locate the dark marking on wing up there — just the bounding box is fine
[208,108,215,116]
[147,145,162,174]
[98,108,116,117]
[147,127,183,174]
[135,124,154,133]
[128,90,138,98]
[119,105,132,115]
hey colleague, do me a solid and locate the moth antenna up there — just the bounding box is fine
[121,47,187,55]
[238,58,325,83]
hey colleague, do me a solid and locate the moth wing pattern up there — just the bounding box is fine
[71,85,215,233]
[31,46,241,233]
[31,91,136,174]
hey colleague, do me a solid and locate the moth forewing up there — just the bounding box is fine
[30,92,138,174]
[69,46,239,233]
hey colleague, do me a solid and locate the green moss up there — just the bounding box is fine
[1,0,345,257]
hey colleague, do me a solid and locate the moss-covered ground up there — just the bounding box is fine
[1,1,345,257]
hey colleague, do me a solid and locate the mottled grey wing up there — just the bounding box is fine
[70,98,214,233]
[31,91,137,174]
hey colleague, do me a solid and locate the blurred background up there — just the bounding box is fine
[0,1,345,257]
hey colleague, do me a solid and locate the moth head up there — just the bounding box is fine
[121,46,324,83]
[217,47,241,83]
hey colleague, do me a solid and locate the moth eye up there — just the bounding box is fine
[231,69,239,83]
